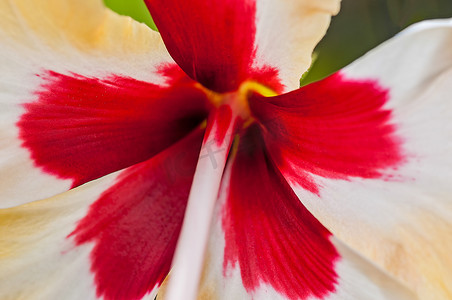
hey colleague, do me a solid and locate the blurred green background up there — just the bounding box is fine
[104,0,452,85]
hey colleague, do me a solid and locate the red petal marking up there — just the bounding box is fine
[18,66,209,188]
[69,129,204,300]
[223,125,339,299]
[204,105,233,147]
[204,104,245,147]
[249,72,405,194]
[143,0,284,93]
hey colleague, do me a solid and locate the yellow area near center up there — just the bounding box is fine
[238,81,278,98]
[199,80,278,123]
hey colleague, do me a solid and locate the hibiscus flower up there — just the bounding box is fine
[0,0,451,299]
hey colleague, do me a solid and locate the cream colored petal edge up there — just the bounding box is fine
[0,172,116,300]
[0,0,166,56]
[253,0,341,92]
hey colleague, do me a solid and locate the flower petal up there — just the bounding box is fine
[0,0,209,207]
[249,72,403,195]
[0,128,204,300]
[143,0,340,93]
[194,125,415,299]
[257,19,452,299]
[0,173,116,300]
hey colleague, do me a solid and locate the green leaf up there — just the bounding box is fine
[103,0,157,31]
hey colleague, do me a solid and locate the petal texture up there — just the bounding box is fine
[0,0,208,207]
[0,128,204,300]
[221,126,338,299]
[144,0,340,93]
[270,19,452,299]
[16,66,207,201]
[194,125,414,300]
[71,128,204,300]
[249,72,403,195]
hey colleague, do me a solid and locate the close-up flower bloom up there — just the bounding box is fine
[0,0,451,299]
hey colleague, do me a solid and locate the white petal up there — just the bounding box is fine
[291,18,452,300]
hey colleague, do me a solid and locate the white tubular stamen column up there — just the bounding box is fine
[165,106,237,300]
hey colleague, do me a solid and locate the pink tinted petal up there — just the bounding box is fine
[143,0,283,93]
[249,72,404,194]
[18,65,209,189]
[69,128,204,300]
[222,125,339,299]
